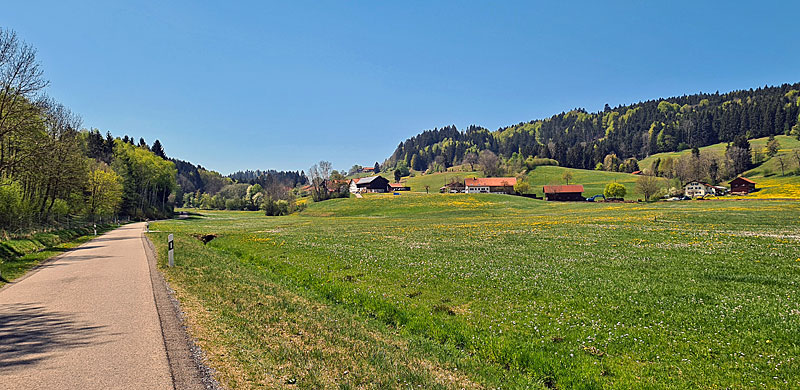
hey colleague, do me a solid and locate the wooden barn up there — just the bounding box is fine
[349,176,390,193]
[543,184,584,201]
[729,177,756,194]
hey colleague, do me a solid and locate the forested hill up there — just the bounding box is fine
[387,82,800,171]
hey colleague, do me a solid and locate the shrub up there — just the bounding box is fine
[604,182,627,199]
[524,157,559,171]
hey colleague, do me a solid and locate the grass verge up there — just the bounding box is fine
[0,224,117,286]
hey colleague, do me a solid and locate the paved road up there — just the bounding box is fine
[0,223,173,389]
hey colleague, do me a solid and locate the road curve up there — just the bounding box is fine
[0,223,173,390]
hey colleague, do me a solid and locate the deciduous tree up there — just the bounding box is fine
[636,175,662,201]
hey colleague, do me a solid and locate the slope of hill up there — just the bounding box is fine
[638,135,800,172]
[524,166,657,200]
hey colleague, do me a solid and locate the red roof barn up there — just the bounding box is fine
[543,184,585,201]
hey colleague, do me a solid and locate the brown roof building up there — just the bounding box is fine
[543,184,585,201]
[729,177,756,194]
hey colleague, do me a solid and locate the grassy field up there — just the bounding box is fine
[523,166,653,200]
[150,196,800,389]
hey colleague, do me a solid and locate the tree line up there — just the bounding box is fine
[0,28,181,234]
[387,82,800,177]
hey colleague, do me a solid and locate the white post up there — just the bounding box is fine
[168,234,174,267]
[94,223,97,236]
[146,222,149,232]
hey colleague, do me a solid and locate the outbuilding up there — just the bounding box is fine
[729,177,756,194]
[543,184,584,201]
[389,183,410,191]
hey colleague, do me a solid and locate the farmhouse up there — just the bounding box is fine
[543,184,584,201]
[464,177,517,194]
[349,176,389,193]
[389,183,410,191]
[684,181,717,198]
[360,166,375,173]
[729,177,756,194]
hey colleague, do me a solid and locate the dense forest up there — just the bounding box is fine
[387,83,800,174]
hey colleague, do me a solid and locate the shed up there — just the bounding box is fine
[543,184,584,201]
[729,177,756,194]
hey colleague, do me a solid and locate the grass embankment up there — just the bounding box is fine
[0,224,116,286]
[150,195,800,389]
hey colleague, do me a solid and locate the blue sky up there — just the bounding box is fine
[3,1,799,174]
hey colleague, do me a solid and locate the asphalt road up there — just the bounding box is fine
[0,223,173,389]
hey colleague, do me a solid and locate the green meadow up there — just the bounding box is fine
[149,195,800,389]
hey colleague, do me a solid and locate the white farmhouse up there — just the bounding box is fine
[684,181,719,197]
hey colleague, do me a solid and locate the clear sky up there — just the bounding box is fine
[3,1,799,174]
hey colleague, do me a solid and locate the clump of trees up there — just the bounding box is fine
[308,161,349,202]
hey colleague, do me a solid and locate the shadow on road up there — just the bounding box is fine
[0,303,113,371]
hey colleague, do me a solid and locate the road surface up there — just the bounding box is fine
[0,222,173,389]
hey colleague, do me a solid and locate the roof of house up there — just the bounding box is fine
[389,183,409,188]
[362,167,374,171]
[730,176,756,184]
[685,180,713,187]
[542,184,584,194]
[352,176,386,186]
[631,170,642,175]
[465,177,517,187]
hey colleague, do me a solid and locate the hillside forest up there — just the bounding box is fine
[387,83,800,183]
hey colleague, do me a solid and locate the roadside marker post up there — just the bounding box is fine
[93,224,97,236]
[168,234,174,267]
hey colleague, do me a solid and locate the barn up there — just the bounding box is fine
[349,176,390,193]
[729,177,756,194]
[543,184,584,201]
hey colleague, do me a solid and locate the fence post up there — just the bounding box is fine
[168,234,174,267]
